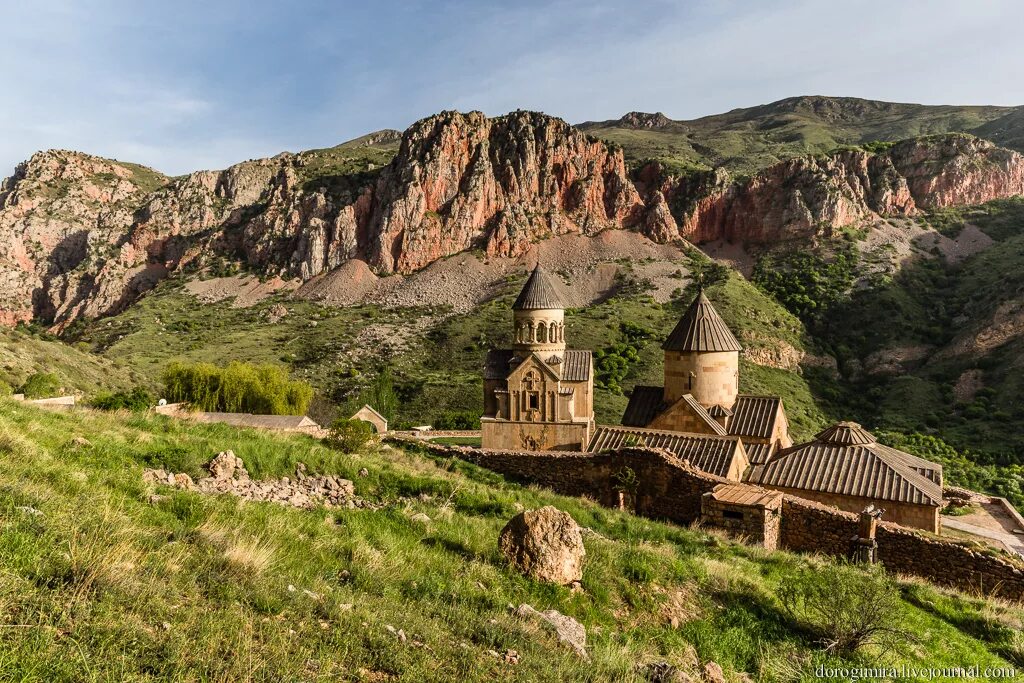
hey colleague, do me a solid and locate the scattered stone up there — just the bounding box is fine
[148,494,167,505]
[15,506,43,517]
[161,622,171,631]
[499,506,585,585]
[358,468,369,477]
[409,512,431,524]
[143,454,361,510]
[265,303,289,323]
[514,603,587,659]
[208,450,247,480]
[638,662,696,683]
[703,662,726,683]
[504,649,520,665]
[302,589,321,601]
[70,436,91,448]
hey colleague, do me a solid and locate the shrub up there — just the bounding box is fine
[779,562,910,655]
[433,410,479,430]
[90,387,155,412]
[0,379,13,397]
[19,372,62,399]
[325,418,375,453]
[162,361,313,415]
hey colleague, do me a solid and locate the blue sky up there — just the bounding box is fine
[2,0,1022,176]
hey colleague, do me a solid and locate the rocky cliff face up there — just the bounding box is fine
[2,116,1023,329]
[662,135,1024,244]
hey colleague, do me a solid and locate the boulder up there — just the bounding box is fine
[499,506,585,585]
[208,450,248,480]
[515,603,587,659]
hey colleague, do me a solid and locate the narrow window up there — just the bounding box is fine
[529,393,539,410]
[537,323,547,343]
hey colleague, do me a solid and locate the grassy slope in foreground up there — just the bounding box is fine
[0,401,1021,681]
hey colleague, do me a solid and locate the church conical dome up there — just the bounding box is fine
[513,264,566,311]
[662,290,742,352]
[815,422,876,446]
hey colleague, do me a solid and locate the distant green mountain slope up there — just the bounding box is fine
[579,95,1020,175]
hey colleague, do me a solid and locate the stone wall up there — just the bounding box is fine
[392,437,1024,602]
[701,493,781,550]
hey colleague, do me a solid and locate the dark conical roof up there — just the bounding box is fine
[513,264,566,310]
[815,422,876,446]
[662,291,742,352]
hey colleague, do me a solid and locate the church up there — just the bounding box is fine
[482,267,943,532]
[480,265,595,451]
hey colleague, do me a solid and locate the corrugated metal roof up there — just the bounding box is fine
[744,442,775,466]
[709,483,782,508]
[728,395,782,439]
[513,264,566,310]
[662,291,742,352]
[746,424,943,506]
[587,425,744,479]
[708,404,733,418]
[621,385,666,427]
[561,350,592,382]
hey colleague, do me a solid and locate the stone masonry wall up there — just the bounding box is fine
[391,437,1024,601]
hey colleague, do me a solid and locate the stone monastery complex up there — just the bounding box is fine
[482,264,945,533]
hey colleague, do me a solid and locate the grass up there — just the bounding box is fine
[0,400,1020,681]
[579,96,1017,176]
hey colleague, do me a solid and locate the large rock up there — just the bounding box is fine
[208,450,248,480]
[499,506,585,585]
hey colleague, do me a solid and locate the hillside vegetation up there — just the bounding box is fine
[0,400,1021,681]
[579,96,1021,175]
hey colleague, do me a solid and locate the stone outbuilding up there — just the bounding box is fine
[481,265,595,450]
[747,422,943,533]
[701,483,783,549]
[351,404,388,433]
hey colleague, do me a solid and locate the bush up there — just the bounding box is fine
[0,379,12,397]
[779,562,910,655]
[90,387,155,412]
[433,410,479,430]
[19,372,62,399]
[325,419,375,453]
[162,361,313,415]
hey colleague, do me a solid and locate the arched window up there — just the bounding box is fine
[549,322,557,342]
[527,322,534,342]
[537,322,547,343]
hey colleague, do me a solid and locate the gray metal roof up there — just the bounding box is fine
[746,423,943,506]
[621,385,666,427]
[743,441,776,466]
[662,291,742,352]
[588,425,745,479]
[728,395,783,439]
[561,350,592,382]
[513,264,566,310]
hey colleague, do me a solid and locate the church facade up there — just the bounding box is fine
[480,265,595,451]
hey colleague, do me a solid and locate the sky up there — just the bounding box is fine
[2,0,1023,177]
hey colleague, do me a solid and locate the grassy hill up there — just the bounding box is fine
[579,96,1021,175]
[0,326,142,397]
[0,400,1021,681]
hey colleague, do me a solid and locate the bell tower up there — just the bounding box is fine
[512,264,566,356]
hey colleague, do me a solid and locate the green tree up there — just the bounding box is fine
[19,372,62,399]
[325,418,375,453]
[162,361,312,415]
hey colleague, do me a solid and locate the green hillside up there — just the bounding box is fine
[0,400,1020,681]
[579,96,1020,175]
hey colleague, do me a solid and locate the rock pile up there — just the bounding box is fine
[143,451,361,510]
[499,506,586,585]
